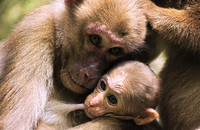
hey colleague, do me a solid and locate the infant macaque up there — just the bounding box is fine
[84,61,160,126]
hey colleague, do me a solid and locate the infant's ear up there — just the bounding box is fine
[133,108,159,125]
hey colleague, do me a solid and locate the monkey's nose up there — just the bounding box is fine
[80,68,99,89]
[89,98,100,107]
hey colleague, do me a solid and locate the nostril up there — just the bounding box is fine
[88,102,93,107]
[80,68,89,81]
[80,68,100,89]
[84,72,89,81]
[89,101,94,107]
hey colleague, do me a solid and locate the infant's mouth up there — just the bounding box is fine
[84,107,96,119]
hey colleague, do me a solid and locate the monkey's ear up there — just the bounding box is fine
[133,108,159,125]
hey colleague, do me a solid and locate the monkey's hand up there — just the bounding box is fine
[142,0,200,51]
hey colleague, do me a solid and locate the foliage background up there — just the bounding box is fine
[0,0,49,40]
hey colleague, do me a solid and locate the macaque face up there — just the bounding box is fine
[60,0,147,94]
[84,61,160,123]
[84,75,126,119]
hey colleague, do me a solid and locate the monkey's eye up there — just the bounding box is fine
[109,47,123,56]
[100,81,106,91]
[107,95,117,105]
[89,34,102,47]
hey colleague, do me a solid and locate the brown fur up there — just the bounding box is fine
[143,0,200,129]
[146,0,200,51]
[0,0,199,129]
[68,117,162,130]
[0,0,148,130]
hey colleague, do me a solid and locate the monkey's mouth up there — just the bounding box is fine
[84,107,96,119]
[67,71,89,93]
[68,72,85,88]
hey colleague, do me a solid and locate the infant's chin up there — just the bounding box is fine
[84,108,96,119]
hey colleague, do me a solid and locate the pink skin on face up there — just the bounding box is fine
[84,92,108,119]
[85,24,127,46]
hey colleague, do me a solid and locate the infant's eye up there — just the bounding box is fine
[100,81,106,91]
[107,95,117,105]
[89,34,102,47]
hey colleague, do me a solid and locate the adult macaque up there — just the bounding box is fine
[0,0,149,130]
[37,0,200,129]
[141,0,200,129]
[84,61,161,128]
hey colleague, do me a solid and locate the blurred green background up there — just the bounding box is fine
[0,0,49,40]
